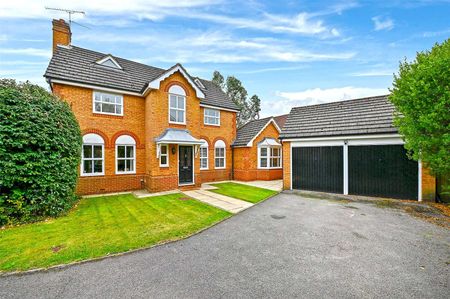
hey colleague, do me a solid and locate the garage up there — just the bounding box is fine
[280,95,433,201]
[348,145,418,199]
[292,146,343,193]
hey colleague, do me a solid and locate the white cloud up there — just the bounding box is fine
[260,86,389,117]
[0,0,217,20]
[350,70,394,77]
[372,16,394,31]
[0,1,342,37]
[0,48,51,58]
[78,31,355,64]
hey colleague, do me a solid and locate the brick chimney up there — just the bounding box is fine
[52,19,71,53]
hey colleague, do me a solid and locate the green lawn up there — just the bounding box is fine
[0,193,230,272]
[209,182,278,203]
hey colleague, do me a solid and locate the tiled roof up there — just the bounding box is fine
[44,45,238,111]
[279,95,397,139]
[273,114,288,129]
[233,115,283,147]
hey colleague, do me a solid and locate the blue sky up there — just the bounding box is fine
[1,0,449,116]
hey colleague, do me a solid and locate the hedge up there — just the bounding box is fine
[0,79,82,225]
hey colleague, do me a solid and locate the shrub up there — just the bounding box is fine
[0,79,82,225]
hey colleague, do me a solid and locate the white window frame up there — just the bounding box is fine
[81,134,104,177]
[160,144,169,167]
[214,140,226,169]
[258,146,282,169]
[168,85,186,125]
[204,108,220,126]
[115,135,136,174]
[93,91,123,116]
[200,139,209,170]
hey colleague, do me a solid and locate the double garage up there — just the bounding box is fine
[290,137,420,200]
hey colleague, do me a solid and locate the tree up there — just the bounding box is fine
[248,95,261,121]
[212,71,225,90]
[212,71,261,127]
[0,79,82,225]
[389,39,450,193]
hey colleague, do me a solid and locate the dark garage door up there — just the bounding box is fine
[348,145,418,199]
[292,146,343,193]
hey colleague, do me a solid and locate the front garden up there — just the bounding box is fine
[0,193,230,272]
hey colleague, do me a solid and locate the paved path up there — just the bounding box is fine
[1,193,449,298]
[235,179,283,191]
[184,189,253,213]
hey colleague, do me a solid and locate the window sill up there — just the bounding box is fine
[80,173,105,177]
[93,111,123,117]
[169,121,186,125]
[257,167,282,170]
[204,123,220,127]
[92,112,124,119]
[200,168,209,171]
[159,165,169,168]
[214,167,226,170]
[115,171,137,175]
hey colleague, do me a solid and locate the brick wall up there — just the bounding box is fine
[421,165,436,201]
[233,122,282,181]
[52,70,236,195]
[282,141,291,190]
[145,71,235,190]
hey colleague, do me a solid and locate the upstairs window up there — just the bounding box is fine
[204,108,220,126]
[93,91,123,116]
[168,85,186,124]
[81,133,104,176]
[214,140,226,169]
[115,135,136,174]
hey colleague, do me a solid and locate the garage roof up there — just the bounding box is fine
[233,115,286,147]
[279,95,398,139]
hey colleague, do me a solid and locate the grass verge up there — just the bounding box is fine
[209,182,278,203]
[0,193,230,272]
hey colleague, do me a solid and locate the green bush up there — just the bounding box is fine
[0,79,82,225]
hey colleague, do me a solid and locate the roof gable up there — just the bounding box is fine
[96,55,122,69]
[233,117,281,147]
[145,64,205,99]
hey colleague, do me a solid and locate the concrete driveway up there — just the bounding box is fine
[1,193,449,298]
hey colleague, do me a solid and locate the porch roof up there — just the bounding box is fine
[155,128,203,145]
[258,137,281,147]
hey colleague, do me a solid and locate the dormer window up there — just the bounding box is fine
[194,78,206,89]
[96,55,122,69]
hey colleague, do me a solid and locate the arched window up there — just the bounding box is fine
[115,135,136,174]
[168,85,186,124]
[82,133,104,176]
[214,140,226,169]
[199,139,209,170]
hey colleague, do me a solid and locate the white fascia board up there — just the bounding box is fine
[290,134,404,147]
[200,104,239,113]
[50,79,142,97]
[145,65,205,99]
[246,118,280,147]
[284,134,402,142]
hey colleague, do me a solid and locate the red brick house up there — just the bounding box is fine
[232,115,287,181]
[45,19,238,195]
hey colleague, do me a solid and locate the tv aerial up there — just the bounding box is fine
[45,7,90,29]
